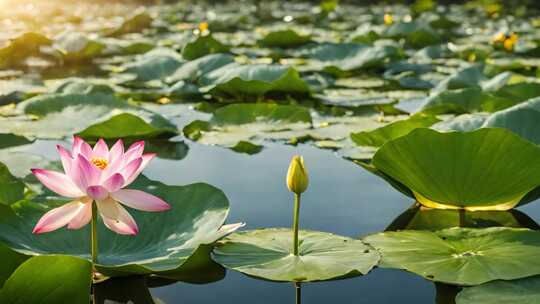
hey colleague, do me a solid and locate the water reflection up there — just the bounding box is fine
[94,276,155,304]
[386,203,540,231]
[94,245,224,304]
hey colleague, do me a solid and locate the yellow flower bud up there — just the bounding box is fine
[198,22,209,32]
[492,32,506,43]
[287,155,309,194]
[384,14,393,25]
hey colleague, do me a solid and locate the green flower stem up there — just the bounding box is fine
[91,201,98,266]
[294,282,302,304]
[292,193,301,256]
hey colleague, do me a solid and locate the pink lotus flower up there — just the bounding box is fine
[31,137,170,235]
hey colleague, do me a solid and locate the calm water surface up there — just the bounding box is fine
[25,138,540,304]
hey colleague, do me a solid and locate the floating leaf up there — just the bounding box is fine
[200,64,311,97]
[0,92,177,140]
[107,10,153,37]
[351,113,440,147]
[419,87,513,114]
[0,162,25,206]
[0,134,32,149]
[371,128,540,210]
[0,255,92,304]
[299,43,401,74]
[0,244,28,288]
[383,21,441,48]
[0,176,232,276]
[182,35,230,60]
[433,97,540,145]
[213,228,379,282]
[165,53,234,84]
[120,48,184,84]
[0,33,51,68]
[54,32,105,62]
[183,103,311,148]
[456,276,540,304]
[364,227,540,285]
[258,29,311,48]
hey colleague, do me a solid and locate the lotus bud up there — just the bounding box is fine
[287,155,309,194]
[384,14,393,25]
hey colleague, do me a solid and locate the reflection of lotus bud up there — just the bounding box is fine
[287,155,309,194]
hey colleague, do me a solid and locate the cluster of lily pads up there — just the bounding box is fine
[3,0,540,302]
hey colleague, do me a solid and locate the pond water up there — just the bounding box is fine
[24,136,540,303]
[3,0,540,302]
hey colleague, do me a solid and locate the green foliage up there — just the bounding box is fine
[213,228,379,282]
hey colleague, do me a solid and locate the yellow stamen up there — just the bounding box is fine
[91,158,108,170]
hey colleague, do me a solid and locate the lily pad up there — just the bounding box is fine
[182,35,230,60]
[120,48,184,85]
[213,228,379,282]
[0,134,32,149]
[106,10,153,37]
[0,255,92,304]
[200,64,311,97]
[0,162,25,206]
[0,91,177,140]
[0,33,51,68]
[371,128,540,210]
[54,32,105,62]
[419,87,514,114]
[298,43,401,74]
[456,276,540,304]
[363,227,540,285]
[383,21,441,48]
[165,53,234,84]
[433,97,540,145]
[351,113,440,147]
[258,29,311,48]
[0,244,28,288]
[183,103,311,149]
[0,176,234,276]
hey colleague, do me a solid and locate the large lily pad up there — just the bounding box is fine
[371,128,540,210]
[0,255,92,304]
[0,176,233,276]
[0,91,177,140]
[363,227,540,285]
[455,276,540,304]
[213,228,379,282]
[200,64,311,97]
